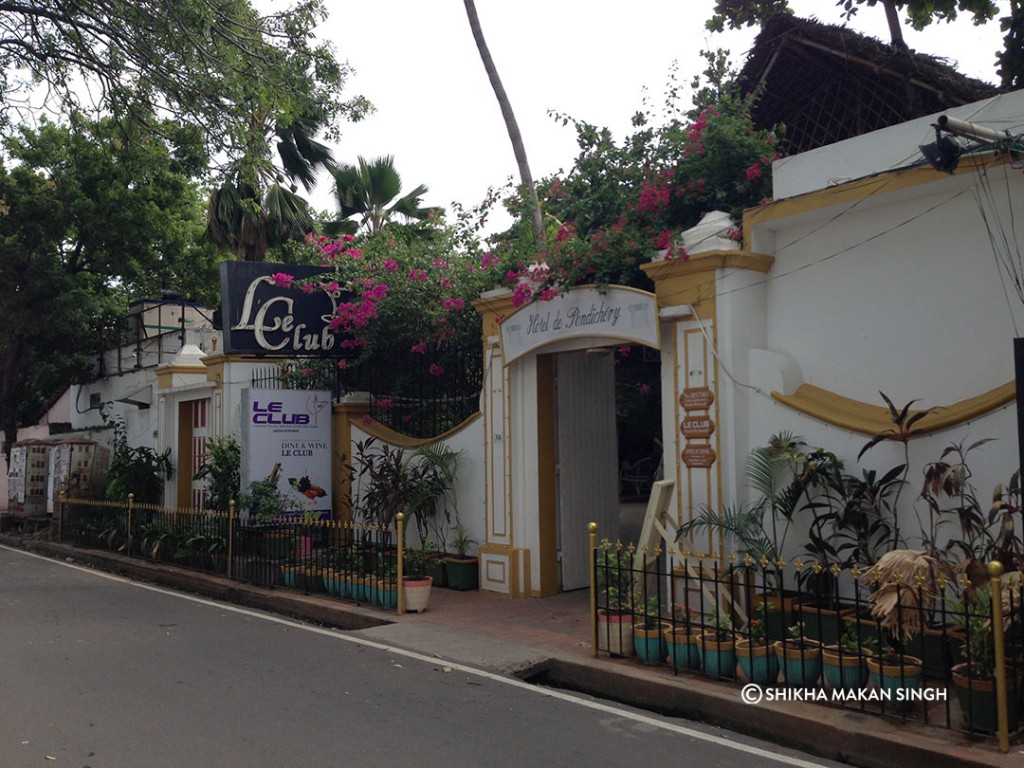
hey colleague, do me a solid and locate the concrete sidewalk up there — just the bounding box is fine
[4,533,1022,768]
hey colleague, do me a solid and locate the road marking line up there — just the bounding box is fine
[4,546,828,767]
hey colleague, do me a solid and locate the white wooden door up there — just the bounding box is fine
[555,351,619,590]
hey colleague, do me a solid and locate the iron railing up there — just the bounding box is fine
[58,496,424,613]
[590,529,1022,748]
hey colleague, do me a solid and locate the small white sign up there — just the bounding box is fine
[500,286,659,364]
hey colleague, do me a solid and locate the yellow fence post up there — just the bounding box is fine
[989,560,1010,752]
[227,500,236,581]
[397,512,405,615]
[127,493,134,552]
[589,522,598,659]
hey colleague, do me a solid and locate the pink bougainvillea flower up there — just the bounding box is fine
[429,363,444,377]
[376,397,393,410]
[300,367,314,378]
[411,342,428,355]
[511,283,533,307]
[744,163,762,181]
[443,297,465,313]
[637,382,651,395]
[539,288,559,301]
[270,272,294,289]
[408,269,427,282]
[300,282,316,294]
[361,415,374,427]
[432,258,449,269]
[337,359,347,370]
[384,259,399,272]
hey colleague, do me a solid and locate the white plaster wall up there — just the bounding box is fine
[721,91,1024,555]
[759,170,1024,407]
[773,91,1024,199]
[347,420,487,556]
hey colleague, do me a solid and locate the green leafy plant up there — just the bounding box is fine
[452,522,476,558]
[706,607,734,642]
[596,538,635,615]
[192,435,240,512]
[103,409,173,504]
[239,464,290,523]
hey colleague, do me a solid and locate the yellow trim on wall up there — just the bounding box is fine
[742,153,1010,240]
[772,381,1016,436]
[354,411,482,448]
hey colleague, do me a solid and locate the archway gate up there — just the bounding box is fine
[471,254,772,597]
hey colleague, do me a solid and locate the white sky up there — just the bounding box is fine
[308,0,1010,229]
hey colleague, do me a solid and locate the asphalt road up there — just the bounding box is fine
[0,546,846,768]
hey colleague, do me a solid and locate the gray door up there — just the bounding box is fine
[555,351,619,590]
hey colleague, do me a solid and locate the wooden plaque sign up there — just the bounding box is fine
[680,416,715,439]
[682,445,717,469]
[680,387,714,411]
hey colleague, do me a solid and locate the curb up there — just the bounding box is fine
[4,535,1019,768]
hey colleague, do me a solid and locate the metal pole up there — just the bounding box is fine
[589,522,598,658]
[397,512,405,615]
[127,493,134,554]
[227,500,236,580]
[989,560,1009,753]
[1015,339,1024,487]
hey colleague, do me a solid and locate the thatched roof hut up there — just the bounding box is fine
[739,14,1002,153]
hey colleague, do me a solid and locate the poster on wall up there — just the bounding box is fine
[240,388,332,521]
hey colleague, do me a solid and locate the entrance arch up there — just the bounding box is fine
[474,286,660,596]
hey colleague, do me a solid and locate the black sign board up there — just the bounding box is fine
[220,261,351,357]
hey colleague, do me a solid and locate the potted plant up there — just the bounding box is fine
[736,602,779,684]
[822,625,870,693]
[865,645,923,712]
[444,522,479,591]
[596,538,635,657]
[861,548,950,678]
[633,596,669,666]
[950,583,1021,732]
[664,605,702,670]
[773,621,823,687]
[402,542,434,613]
[698,607,736,679]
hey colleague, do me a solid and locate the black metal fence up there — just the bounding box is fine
[58,497,406,611]
[592,537,1024,745]
[249,337,482,439]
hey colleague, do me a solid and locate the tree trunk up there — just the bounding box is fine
[881,0,907,50]
[463,0,546,249]
[2,334,24,463]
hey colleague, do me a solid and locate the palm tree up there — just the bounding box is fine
[327,155,440,236]
[207,111,335,261]
[463,0,545,248]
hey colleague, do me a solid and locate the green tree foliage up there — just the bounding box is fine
[0,116,220,460]
[327,155,441,236]
[489,55,782,304]
[707,0,1003,65]
[0,0,371,263]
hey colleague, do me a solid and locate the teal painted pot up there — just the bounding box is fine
[737,639,779,685]
[281,566,299,589]
[699,635,737,679]
[376,580,398,609]
[822,646,868,692]
[633,623,668,666]
[664,627,702,670]
[773,640,823,687]
[323,574,346,597]
[866,655,923,712]
[952,664,1021,733]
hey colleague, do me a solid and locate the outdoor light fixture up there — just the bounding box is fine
[919,114,1014,174]
[919,131,964,174]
